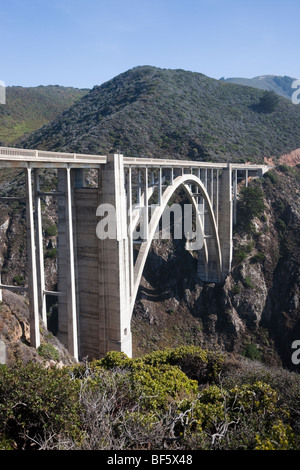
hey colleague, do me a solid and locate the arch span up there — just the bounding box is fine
[130,173,222,313]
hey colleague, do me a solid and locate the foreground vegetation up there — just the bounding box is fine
[0,346,299,450]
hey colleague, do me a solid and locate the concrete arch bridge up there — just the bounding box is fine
[0,147,269,360]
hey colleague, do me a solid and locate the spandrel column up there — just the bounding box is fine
[65,167,78,360]
[25,167,40,349]
[34,169,47,326]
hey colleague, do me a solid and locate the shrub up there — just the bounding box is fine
[232,284,241,295]
[191,381,293,450]
[1,348,299,450]
[242,343,262,361]
[130,363,198,410]
[37,343,60,362]
[0,362,81,449]
[243,276,254,289]
[275,218,286,234]
[263,170,278,184]
[228,381,279,415]
[142,346,225,384]
[45,224,58,237]
[77,353,199,415]
[255,420,296,450]
[13,275,25,286]
[97,350,133,370]
[237,185,265,231]
[234,249,247,263]
[260,214,267,222]
[251,252,265,263]
[45,248,57,259]
[277,164,291,174]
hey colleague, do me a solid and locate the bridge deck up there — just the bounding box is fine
[0,146,107,168]
[0,146,270,173]
[123,156,270,172]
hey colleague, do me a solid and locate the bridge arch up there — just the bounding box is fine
[130,173,222,313]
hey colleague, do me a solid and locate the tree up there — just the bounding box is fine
[259,90,279,113]
[237,185,265,230]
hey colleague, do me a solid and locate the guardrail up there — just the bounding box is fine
[123,156,228,168]
[0,146,107,163]
[124,156,270,172]
[0,146,271,172]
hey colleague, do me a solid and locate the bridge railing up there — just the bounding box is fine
[0,147,37,157]
[0,147,270,173]
[0,146,107,163]
[123,156,227,169]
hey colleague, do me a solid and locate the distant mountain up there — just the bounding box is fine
[0,85,89,145]
[18,66,300,163]
[221,75,297,101]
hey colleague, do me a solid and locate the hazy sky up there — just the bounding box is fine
[1,0,299,88]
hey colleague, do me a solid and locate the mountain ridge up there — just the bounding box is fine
[17,66,300,164]
[222,74,297,101]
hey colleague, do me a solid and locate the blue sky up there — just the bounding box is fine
[1,0,299,88]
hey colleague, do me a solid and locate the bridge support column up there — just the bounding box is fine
[34,169,47,326]
[233,169,238,225]
[57,168,79,361]
[98,154,132,357]
[25,167,40,349]
[218,164,233,279]
[65,167,79,360]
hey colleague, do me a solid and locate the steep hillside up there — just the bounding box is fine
[0,85,88,145]
[18,66,300,163]
[223,75,297,101]
[0,290,73,367]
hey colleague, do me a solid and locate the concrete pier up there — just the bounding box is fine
[97,154,132,357]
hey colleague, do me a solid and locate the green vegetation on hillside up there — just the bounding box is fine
[236,184,266,232]
[19,66,300,163]
[0,85,88,145]
[0,346,299,450]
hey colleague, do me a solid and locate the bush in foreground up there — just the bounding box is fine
[0,346,299,450]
